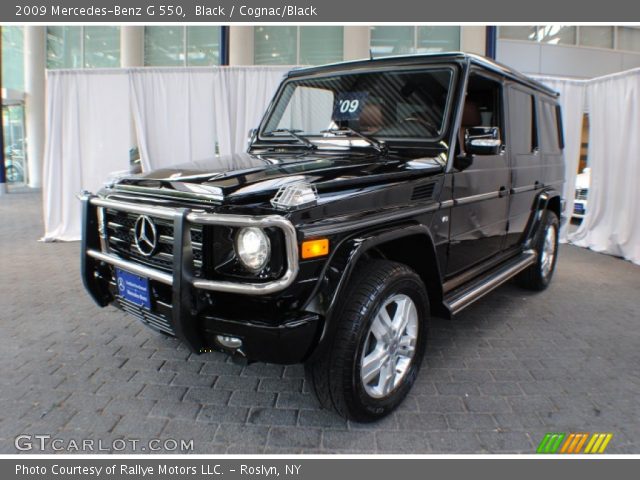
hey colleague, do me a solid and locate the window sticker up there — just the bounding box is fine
[333,92,369,121]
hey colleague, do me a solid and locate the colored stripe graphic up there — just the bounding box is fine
[560,433,589,453]
[537,433,565,453]
[584,433,613,454]
[537,433,613,454]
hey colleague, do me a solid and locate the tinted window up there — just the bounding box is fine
[508,88,536,154]
[263,68,454,141]
[463,73,503,130]
[537,100,561,153]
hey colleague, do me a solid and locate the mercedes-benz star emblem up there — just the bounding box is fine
[133,215,158,257]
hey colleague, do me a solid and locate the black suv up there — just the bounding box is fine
[81,53,565,421]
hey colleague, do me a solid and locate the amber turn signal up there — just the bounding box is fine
[301,238,329,259]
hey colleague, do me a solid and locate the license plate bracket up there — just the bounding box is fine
[115,268,151,309]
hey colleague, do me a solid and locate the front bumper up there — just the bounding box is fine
[81,194,320,364]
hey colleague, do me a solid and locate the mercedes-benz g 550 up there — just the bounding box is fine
[81,53,565,421]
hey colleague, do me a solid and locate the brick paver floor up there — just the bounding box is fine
[1,191,638,453]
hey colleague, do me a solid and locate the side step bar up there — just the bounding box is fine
[444,250,537,316]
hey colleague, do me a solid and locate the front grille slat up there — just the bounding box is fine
[104,208,203,277]
[117,297,175,335]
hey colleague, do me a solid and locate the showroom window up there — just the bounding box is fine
[618,27,640,53]
[47,26,120,69]
[370,26,461,57]
[144,26,222,66]
[2,26,24,91]
[536,25,577,45]
[579,26,614,49]
[499,26,640,52]
[254,26,344,65]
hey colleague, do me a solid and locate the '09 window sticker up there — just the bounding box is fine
[333,92,369,121]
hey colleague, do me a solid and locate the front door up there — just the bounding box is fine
[446,72,510,276]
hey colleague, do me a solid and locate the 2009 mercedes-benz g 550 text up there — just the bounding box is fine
[81,53,565,421]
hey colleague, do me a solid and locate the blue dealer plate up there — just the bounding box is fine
[115,268,151,309]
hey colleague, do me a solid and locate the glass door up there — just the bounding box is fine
[2,103,27,185]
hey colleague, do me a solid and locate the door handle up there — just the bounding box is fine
[498,186,508,198]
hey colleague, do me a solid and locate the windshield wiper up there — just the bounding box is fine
[265,128,317,150]
[320,127,388,154]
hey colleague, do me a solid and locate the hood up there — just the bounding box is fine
[115,150,447,205]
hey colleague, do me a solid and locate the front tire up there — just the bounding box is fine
[517,210,559,291]
[305,260,429,422]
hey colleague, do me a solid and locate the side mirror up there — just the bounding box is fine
[465,126,502,156]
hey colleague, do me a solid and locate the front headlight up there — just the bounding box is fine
[235,227,271,272]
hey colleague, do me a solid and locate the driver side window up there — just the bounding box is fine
[459,73,503,153]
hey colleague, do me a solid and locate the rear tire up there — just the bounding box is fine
[305,260,429,422]
[517,210,559,291]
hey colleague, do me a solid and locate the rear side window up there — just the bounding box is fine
[537,99,562,153]
[508,87,537,154]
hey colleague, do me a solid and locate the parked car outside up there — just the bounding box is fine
[573,167,590,219]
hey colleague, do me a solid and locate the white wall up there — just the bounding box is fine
[228,26,484,65]
[497,39,640,78]
[461,26,486,56]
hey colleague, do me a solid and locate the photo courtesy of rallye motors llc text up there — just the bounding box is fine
[15,464,300,476]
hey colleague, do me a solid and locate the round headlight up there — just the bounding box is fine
[235,227,270,272]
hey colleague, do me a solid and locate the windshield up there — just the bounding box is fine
[261,67,455,145]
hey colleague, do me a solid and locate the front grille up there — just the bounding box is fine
[575,188,589,200]
[116,297,175,336]
[103,208,203,276]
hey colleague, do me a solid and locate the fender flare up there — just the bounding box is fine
[305,223,442,361]
[523,188,563,249]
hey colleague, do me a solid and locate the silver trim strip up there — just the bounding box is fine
[87,249,173,285]
[113,184,223,203]
[454,190,500,206]
[447,250,536,314]
[510,184,536,194]
[88,197,299,296]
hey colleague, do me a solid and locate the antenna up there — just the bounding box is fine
[369,49,374,60]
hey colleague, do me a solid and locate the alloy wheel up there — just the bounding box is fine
[360,293,419,398]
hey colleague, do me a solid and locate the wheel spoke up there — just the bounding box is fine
[371,308,394,342]
[380,361,396,395]
[393,297,413,337]
[361,348,386,384]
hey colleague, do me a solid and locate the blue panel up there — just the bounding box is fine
[115,268,151,309]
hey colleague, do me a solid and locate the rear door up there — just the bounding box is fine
[504,85,541,249]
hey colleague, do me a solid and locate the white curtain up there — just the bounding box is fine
[42,66,290,241]
[42,70,132,241]
[218,66,291,155]
[130,68,220,171]
[531,75,587,242]
[570,69,640,265]
[130,66,290,169]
